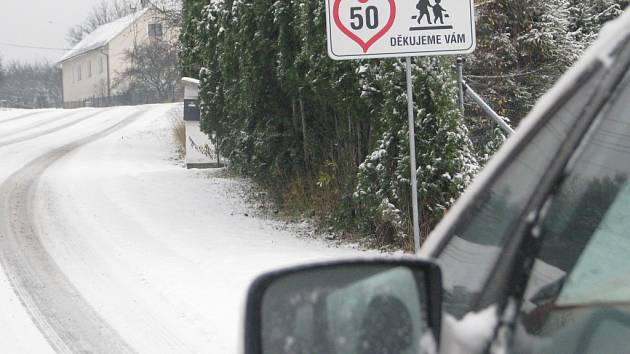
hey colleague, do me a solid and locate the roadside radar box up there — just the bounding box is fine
[325,0,476,60]
[181,77,220,169]
[183,77,201,121]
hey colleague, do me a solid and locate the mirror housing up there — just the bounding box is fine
[243,258,443,354]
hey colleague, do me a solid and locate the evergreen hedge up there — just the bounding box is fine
[179,0,627,249]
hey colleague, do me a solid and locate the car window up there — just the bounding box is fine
[514,71,630,354]
[556,185,630,305]
[434,66,605,318]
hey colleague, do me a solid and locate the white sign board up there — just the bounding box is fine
[325,0,476,60]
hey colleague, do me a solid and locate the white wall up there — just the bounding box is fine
[61,50,108,102]
[110,8,178,87]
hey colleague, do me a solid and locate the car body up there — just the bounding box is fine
[419,7,630,354]
[243,9,630,354]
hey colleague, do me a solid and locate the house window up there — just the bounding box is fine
[88,61,92,78]
[148,23,163,38]
[99,56,104,74]
[76,64,82,81]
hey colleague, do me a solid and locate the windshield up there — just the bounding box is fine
[513,68,630,354]
[433,63,607,318]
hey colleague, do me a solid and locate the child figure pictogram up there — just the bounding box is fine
[432,0,447,24]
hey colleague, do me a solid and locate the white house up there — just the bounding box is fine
[59,4,176,106]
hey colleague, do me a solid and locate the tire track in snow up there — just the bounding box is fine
[0,109,144,354]
[0,110,88,140]
[0,109,110,148]
[0,110,48,126]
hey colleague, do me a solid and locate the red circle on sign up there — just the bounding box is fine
[333,0,397,53]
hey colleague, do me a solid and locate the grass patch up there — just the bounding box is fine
[171,116,186,159]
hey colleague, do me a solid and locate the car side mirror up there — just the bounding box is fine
[243,258,443,354]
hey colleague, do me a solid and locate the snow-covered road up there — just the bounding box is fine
[0,104,365,353]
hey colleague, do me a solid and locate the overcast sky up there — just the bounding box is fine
[0,0,107,64]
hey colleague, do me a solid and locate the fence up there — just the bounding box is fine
[63,91,183,109]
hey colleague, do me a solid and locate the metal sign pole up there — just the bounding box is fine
[405,57,421,254]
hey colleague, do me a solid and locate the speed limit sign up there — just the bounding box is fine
[325,0,476,60]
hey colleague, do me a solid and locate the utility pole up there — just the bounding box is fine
[455,57,514,135]
[463,82,514,135]
[456,57,465,114]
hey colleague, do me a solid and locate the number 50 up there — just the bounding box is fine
[350,6,379,30]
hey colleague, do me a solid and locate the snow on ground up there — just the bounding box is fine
[0,267,54,353]
[0,104,369,353]
[0,106,130,354]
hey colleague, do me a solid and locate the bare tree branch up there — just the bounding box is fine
[117,39,180,102]
[66,0,138,45]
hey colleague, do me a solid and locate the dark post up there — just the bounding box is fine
[456,57,464,114]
